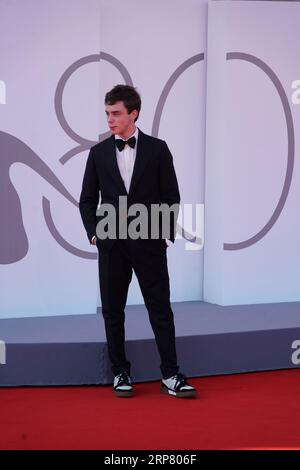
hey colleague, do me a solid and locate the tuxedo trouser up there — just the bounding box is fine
[97,238,179,379]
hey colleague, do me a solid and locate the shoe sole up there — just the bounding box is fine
[113,389,134,398]
[161,386,197,398]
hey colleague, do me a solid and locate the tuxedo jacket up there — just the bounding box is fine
[79,129,181,253]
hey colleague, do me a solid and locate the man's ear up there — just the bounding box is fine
[131,109,138,121]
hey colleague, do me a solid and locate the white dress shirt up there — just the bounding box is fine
[115,127,139,193]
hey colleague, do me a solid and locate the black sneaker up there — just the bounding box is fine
[113,372,133,397]
[161,373,196,398]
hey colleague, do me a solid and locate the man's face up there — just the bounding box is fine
[105,101,138,139]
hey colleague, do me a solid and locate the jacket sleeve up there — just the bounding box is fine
[159,141,181,243]
[79,147,100,243]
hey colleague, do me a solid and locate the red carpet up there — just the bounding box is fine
[0,369,299,450]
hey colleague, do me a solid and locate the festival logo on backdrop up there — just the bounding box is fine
[1,51,296,265]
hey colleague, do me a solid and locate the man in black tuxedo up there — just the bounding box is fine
[79,85,196,398]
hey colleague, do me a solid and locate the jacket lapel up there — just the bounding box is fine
[128,129,151,197]
[104,135,128,194]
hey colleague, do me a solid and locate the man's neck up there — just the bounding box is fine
[117,126,137,140]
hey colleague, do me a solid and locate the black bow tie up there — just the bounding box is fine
[115,136,136,152]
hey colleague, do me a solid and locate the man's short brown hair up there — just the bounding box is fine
[105,85,141,122]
